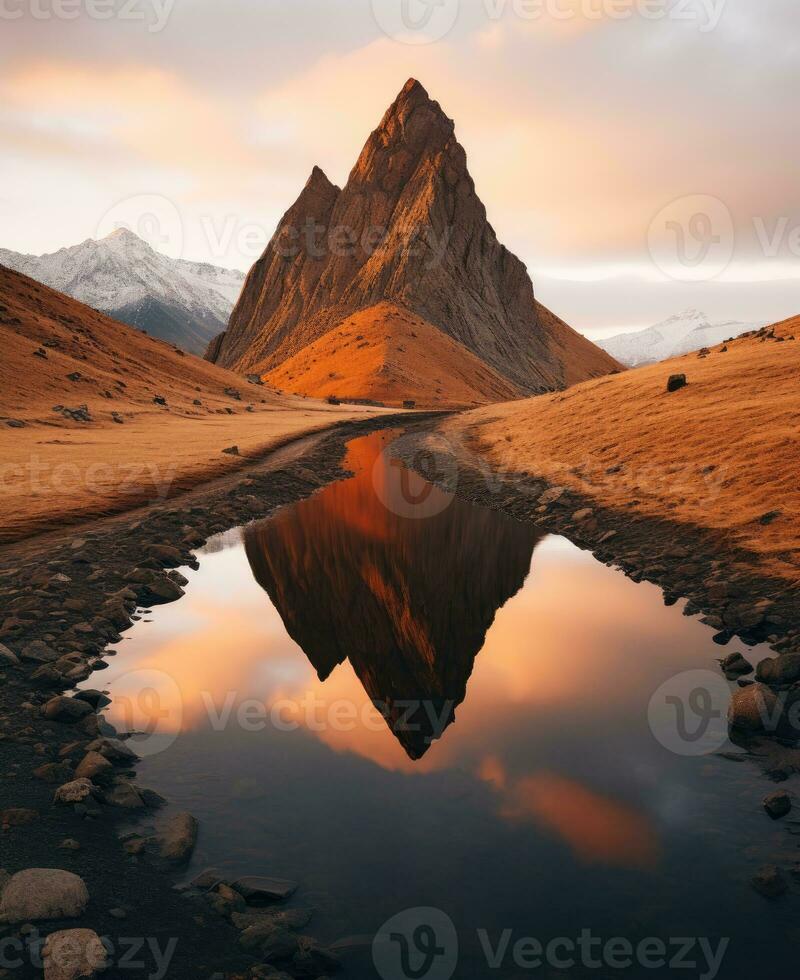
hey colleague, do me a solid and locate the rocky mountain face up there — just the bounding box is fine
[207,79,620,393]
[244,430,541,758]
[0,229,244,355]
[597,309,763,367]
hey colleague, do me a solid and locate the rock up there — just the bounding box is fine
[538,486,567,506]
[42,697,93,724]
[260,928,300,964]
[153,395,167,406]
[231,876,298,903]
[75,752,113,782]
[571,508,594,523]
[0,643,19,666]
[0,869,89,922]
[154,811,198,863]
[751,865,787,899]
[86,737,138,764]
[759,510,782,526]
[189,868,225,892]
[102,781,145,809]
[224,387,242,400]
[60,405,92,422]
[764,791,792,820]
[719,652,753,677]
[6,418,26,428]
[34,763,74,784]
[54,779,96,806]
[290,941,342,977]
[147,544,184,568]
[143,576,184,605]
[723,602,766,631]
[1,808,38,829]
[209,883,246,914]
[728,683,779,732]
[59,840,81,851]
[73,691,110,710]
[32,665,66,688]
[222,445,240,456]
[667,373,687,392]
[756,654,800,686]
[42,928,108,980]
[21,640,61,664]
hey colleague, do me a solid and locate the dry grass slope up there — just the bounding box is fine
[0,265,390,542]
[265,301,524,409]
[445,316,800,581]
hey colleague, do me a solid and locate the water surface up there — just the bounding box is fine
[91,430,796,979]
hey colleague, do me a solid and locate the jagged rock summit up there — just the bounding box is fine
[207,78,620,395]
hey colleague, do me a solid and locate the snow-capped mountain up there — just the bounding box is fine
[0,229,244,355]
[597,309,764,367]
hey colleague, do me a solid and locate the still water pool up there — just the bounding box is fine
[89,430,798,979]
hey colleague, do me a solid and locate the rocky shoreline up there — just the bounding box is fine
[0,412,445,980]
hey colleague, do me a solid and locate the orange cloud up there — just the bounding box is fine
[483,763,660,870]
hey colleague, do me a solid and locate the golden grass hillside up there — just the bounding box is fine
[443,317,800,581]
[0,266,390,542]
[265,301,524,409]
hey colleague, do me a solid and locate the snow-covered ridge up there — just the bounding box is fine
[597,309,764,367]
[0,229,245,354]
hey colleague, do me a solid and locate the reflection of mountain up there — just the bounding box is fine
[244,431,540,758]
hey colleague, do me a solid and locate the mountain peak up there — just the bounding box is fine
[305,165,336,192]
[103,227,142,244]
[398,77,430,104]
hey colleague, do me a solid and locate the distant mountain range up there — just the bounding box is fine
[0,229,244,355]
[597,309,764,367]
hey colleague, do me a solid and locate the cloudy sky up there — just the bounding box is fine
[1,0,798,336]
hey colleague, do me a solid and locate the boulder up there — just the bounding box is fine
[756,654,800,686]
[54,779,96,806]
[147,544,184,568]
[34,763,74,784]
[0,869,89,922]
[86,737,138,764]
[22,640,61,664]
[763,791,792,820]
[727,683,779,732]
[143,576,184,605]
[154,811,198,863]
[751,865,787,899]
[43,928,108,980]
[75,752,113,782]
[0,643,19,666]
[720,652,753,677]
[231,876,298,903]
[102,781,145,809]
[667,373,687,392]
[42,696,93,724]
[1,808,38,829]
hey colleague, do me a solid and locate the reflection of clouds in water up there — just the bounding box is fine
[478,756,660,871]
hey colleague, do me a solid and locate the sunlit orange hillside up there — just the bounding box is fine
[445,316,800,580]
[264,301,524,409]
[0,265,388,541]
